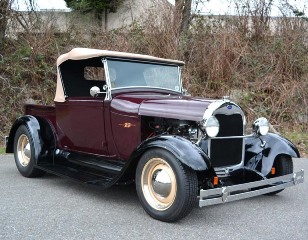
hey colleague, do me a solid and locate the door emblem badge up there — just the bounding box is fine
[118,123,136,128]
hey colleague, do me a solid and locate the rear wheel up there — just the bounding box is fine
[14,125,45,178]
[135,149,198,222]
[267,155,293,195]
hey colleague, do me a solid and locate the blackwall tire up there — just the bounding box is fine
[135,148,198,222]
[266,155,293,195]
[13,125,45,178]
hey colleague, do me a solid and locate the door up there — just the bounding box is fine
[55,99,107,155]
[56,58,109,155]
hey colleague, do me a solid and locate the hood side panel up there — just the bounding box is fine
[111,93,213,121]
[139,99,211,121]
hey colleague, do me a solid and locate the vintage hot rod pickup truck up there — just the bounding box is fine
[6,48,304,222]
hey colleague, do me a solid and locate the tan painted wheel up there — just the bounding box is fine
[14,125,45,178]
[141,157,177,211]
[16,134,31,167]
[136,149,198,222]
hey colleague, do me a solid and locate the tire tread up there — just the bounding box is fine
[14,125,45,178]
[266,155,293,195]
[136,148,198,222]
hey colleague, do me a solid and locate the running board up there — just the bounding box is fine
[68,158,123,172]
[67,153,124,173]
[36,150,126,187]
[36,162,115,187]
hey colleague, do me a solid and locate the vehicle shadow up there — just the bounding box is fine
[40,173,287,224]
[41,173,140,206]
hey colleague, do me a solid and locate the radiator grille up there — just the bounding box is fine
[210,114,243,168]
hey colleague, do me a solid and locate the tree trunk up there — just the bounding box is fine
[175,0,184,29]
[175,0,192,36]
[0,0,10,49]
[180,0,192,34]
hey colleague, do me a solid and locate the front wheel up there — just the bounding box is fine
[135,149,198,222]
[266,155,293,195]
[14,125,45,178]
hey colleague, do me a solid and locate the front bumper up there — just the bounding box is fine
[199,170,304,207]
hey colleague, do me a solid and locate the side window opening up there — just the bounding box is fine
[59,58,107,98]
[84,67,106,81]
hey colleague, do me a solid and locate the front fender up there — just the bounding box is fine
[132,135,210,171]
[245,133,300,176]
[6,116,43,164]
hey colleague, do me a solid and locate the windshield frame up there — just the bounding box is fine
[102,57,183,99]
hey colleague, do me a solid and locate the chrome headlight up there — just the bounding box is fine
[202,116,220,137]
[253,117,269,136]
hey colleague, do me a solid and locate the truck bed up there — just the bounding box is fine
[24,104,56,128]
[25,104,55,118]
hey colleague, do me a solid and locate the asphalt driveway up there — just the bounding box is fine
[0,155,307,240]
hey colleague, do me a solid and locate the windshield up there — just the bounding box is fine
[106,59,182,92]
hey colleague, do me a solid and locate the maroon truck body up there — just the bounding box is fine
[25,92,213,160]
[6,48,304,222]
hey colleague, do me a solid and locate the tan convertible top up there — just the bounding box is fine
[55,48,184,102]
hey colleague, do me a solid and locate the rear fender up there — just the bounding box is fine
[6,115,56,164]
[245,133,300,176]
[131,135,211,171]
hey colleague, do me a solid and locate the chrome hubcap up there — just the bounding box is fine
[152,169,172,198]
[141,158,177,211]
[17,134,31,167]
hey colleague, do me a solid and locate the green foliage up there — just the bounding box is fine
[64,0,123,14]
[283,132,308,157]
[1,0,308,157]
[17,46,32,59]
[0,147,5,155]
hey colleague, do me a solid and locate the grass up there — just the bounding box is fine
[283,131,308,158]
[0,147,5,155]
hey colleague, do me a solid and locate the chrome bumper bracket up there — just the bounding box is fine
[199,170,304,207]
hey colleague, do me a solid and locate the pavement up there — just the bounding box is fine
[0,154,307,240]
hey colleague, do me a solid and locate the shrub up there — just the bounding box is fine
[0,1,307,143]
